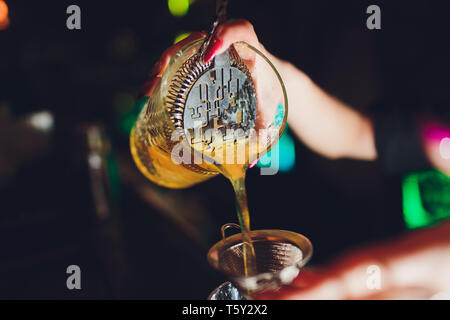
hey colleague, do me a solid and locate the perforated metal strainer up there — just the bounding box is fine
[207,223,313,298]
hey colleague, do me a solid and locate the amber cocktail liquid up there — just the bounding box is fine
[130,39,287,279]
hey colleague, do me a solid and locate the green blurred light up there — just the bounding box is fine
[118,96,148,136]
[168,0,189,17]
[120,113,138,136]
[402,174,431,229]
[257,126,296,173]
[174,32,191,44]
[402,170,450,229]
[278,132,296,172]
[106,153,121,206]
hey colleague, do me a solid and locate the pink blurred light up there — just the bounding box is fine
[422,122,450,143]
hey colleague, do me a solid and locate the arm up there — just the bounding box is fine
[275,60,377,160]
[146,20,448,175]
[256,220,450,300]
[205,19,450,175]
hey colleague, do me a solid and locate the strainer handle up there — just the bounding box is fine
[198,0,229,59]
[220,223,241,240]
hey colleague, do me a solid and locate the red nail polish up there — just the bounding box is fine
[249,157,261,168]
[204,39,223,63]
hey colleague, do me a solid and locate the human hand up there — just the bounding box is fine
[203,19,263,63]
[139,32,206,98]
[256,221,450,299]
[141,19,262,99]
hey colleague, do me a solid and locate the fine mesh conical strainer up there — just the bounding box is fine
[207,223,313,297]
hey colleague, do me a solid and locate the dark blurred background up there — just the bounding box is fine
[0,0,449,299]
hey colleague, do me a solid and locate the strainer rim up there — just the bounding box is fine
[207,229,313,279]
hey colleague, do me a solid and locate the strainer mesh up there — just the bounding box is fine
[218,240,303,276]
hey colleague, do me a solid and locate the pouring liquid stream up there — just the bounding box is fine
[217,161,257,277]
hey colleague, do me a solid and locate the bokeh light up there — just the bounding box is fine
[173,32,191,44]
[402,170,450,229]
[0,0,9,30]
[168,0,189,17]
[257,127,296,173]
[27,111,54,132]
[0,1,7,21]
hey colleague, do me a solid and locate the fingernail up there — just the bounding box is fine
[204,38,223,63]
[249,157,261,168]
